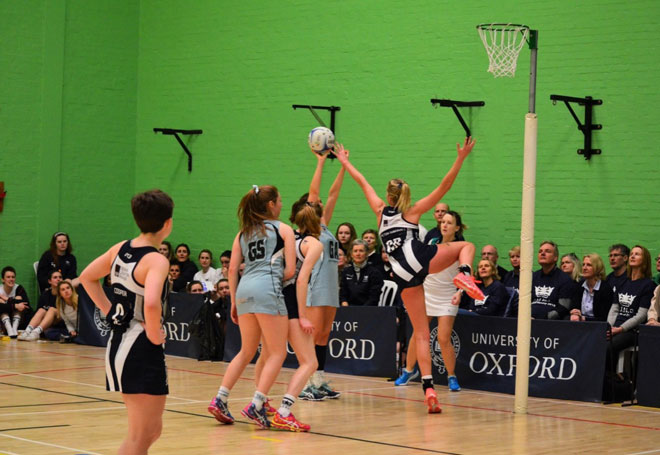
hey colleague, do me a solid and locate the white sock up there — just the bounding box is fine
[34,326,43,335]
[251,391,266,410]
[11,316,21,332]
[216,386,230,403]
[278,394,295,417]
[25,325,34,334]
[1,316,13,336]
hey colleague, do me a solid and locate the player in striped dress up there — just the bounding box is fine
[335,138,484,414]
[80,189,174,454]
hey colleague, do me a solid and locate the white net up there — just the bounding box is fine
[477,24,529,78]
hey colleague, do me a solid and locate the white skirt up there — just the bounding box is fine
[423,261,459,317]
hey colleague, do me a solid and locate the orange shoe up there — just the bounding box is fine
[271,411,311,432]
[453,274,485,301]
[424,388,442,414]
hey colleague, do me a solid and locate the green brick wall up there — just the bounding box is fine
[2,0,659,301]
[0,0,138,301]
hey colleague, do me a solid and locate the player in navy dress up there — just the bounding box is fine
[80,189,174,455]
[335,138,484,414]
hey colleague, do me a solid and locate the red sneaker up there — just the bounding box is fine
[271,411,311,432]
[424,388,442,414]
[263,399,277,417]
[453,274,485,300]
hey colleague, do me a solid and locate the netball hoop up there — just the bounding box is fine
[477,23,538,416]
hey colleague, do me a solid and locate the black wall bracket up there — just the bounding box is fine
[153,128,203,172]
[550,95,602,160]
[430,99,485,137]
[292,105,341,158]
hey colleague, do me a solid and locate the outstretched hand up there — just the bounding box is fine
[456,137,476,160]
[313,147,329,161]
[333,143,349,164]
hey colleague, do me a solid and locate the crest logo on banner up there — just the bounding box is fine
[430,327,461,374]
[93,307,111,337]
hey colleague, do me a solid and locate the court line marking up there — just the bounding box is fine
[0,424,69,432]
[0,449,23,455]
[0,400,99,409]
[0,369,195,403]
[0,434,103,455]
[626,449,660,455]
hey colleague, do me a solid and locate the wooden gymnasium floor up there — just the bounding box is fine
[1,340,659,455]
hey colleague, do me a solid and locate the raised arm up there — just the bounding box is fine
[307,150,328,204]
[79,242,123,316]
[334,145,385,216]
[321,144,348,226]
[407,137,475,219]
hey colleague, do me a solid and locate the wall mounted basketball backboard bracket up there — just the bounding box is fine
[153,128,203,172]
[292,105,341,158]
[549,95,602,160]
[430,99,485,137]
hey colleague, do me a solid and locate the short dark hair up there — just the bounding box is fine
[198,249,213,260]
[2,266,16,278]
[220,250,232,259]
[175,243,190,255]
[609,244,630,257]
[539,240,558,258]
[131,189,174,233]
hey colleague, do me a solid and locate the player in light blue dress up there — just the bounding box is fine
[208,185,296,429]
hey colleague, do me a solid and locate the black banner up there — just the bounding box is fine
[636,325,660,408]
[325,306,397,377]
[426,316,608,402]
[223,306,397,378]
[75,286,112,347]
[163,293,203,358]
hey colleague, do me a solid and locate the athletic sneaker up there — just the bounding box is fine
[317,382,340,399]
[263,399,277,416]
[207,397,234,424]
[241,402,270,429]
[395,366,420,386]
[453,274,485,301]
[25,331,41,341]
[448,375,461,392]
[298,385,326,401]
[17,331,30,341]
[424,388,442,414]
[271,411,311,432]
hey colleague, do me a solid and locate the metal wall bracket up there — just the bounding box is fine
[430,99,485,137]
[550,95,602,160]
[292,105,341,158]
[153,128,203,172]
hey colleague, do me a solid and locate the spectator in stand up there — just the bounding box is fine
[168,263,182,293]
[173,243,198,291]
[186,281,205,294]
[561,253,581,282]
[218,250,231,279]
[1,266,30,338]
[340,240,384,307]
[335,222,357,256]
[37,232,78,293]
[194,249,220,293]
[502,246,520,289]
[653,254,660,285]
[18,270,63,341]
[337,248,347,289]
[362,229,384,269]
[569,253,613,322]
[647,284,660,326]
[44,280,79,342]
[463,259,508,316]
[606,244,630,294]
[425,203,466,243]
[525,241,573,320]
[481,245,509,281]
[607,245,654,368]
[158,241,173,262]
